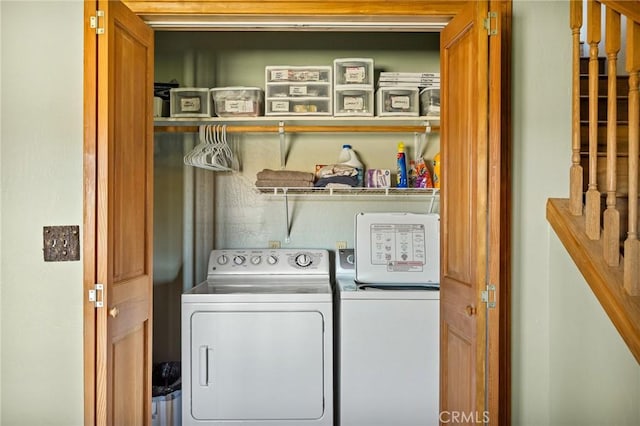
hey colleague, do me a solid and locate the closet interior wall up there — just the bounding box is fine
[152,29,442,363]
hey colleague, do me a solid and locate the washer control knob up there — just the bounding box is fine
[267,255,279,265]
[217,255,228,265]
[295,253,313,268]
[250,255,262,265]
[346,253,355,265]
[233,255,246,265]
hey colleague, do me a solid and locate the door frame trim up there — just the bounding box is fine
[83,1,99,424]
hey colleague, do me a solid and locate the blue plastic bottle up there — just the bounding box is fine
[396,142,408,188]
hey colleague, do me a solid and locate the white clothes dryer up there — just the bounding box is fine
[182,248,333,426]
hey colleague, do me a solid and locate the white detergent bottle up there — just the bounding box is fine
[337,144,364,187]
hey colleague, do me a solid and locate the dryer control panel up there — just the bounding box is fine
[207,248,330,277]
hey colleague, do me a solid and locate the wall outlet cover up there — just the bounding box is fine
[43,225,80,262]
[268,240,281,249]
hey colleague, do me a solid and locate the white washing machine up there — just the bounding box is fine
[182,248,333,426]
[336,212,440,426]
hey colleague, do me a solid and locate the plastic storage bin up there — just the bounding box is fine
[265,65,332,116]
[266,65,332,83]
[334,58,374,86]
[170,88,212,117]
[210,87,264,117]
[266,83,331,99]
[420,87,440,116]
[334,88,374,117]
[267,98,332,115]
[376,86,420,117]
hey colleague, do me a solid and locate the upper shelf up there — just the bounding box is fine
[154,116,441,134]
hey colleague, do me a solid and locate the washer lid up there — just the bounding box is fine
[355,212,440,285]
[336,277,440,300]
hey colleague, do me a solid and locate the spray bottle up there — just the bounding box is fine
[396,142,408,188]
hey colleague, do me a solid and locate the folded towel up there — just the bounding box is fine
[256,179,314,188]
[315,164,357,179]
[314,175,359,188]
[324,183,354,189]
[256,169,314,182]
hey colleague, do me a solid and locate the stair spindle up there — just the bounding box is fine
[624,20,640,296]
[586,0,602,240]
[603,7,621,266]
[570,0,584,216]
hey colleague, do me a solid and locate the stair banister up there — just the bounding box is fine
[603,7,621,266]
[586,0,602,240]
[624,19,640,296]
[551,0,640,365]
[570,0,584,216]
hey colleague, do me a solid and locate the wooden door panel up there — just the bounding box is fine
[112,325,147,425]
[440,0,488,420]
[110,277,151,338]
[441,281,475,337]
[441,322,474,415]
[442,4,480,288]
[90,1,154,425]
[112,24,150,282]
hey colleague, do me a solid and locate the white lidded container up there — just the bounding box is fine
[376,86,420,117]
[334,87,374,117]
[265,65,333,116]
[170,88,212,117]
[419,87,441,116]
[210,87,264,117]
[334,58,374,86]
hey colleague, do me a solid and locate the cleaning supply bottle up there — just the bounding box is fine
[408,159,417,188]
[396,142,408,188]
[337,144,364,187]
[433,152,441,188]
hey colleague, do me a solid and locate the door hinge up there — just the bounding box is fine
[90,10,105,35]
[483,11,498,36]
[481,284,496,309]
[88,283,104,308]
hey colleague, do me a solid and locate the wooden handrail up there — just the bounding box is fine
[601,0,640,24]
[547,199,640,364]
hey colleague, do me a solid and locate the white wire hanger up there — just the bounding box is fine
[183,124,238,172]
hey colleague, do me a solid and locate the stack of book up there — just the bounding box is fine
[377,72,440,89]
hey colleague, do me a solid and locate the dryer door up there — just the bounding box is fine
[190,310,325,421]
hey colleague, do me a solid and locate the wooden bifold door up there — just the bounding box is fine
[84,1,154,424]
[83,1,510,424]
